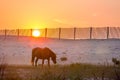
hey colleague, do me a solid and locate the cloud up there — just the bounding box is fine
[53,19,66,24]
[92,13,98,17]
[53,19,75,27]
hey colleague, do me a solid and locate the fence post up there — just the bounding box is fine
[74,27,76,40]
[31,29,33,37]
[107,27,109,39]
[45,28,47,38]
[90,27,92,39]
[4,29,7,40]
[17,29,19,38]
[59,28,61,40]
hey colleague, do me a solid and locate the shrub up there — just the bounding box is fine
[60,57,67,61]
[112,58,120,66]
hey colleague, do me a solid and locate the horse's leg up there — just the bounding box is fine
[31,60,34,66]
[42,59,44,68]
[48,58,50,68]
[35,58,38,67]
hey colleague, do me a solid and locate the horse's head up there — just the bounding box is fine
[51,55,57,64]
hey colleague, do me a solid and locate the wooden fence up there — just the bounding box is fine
[0,27,120,40]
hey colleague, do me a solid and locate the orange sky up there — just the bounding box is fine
[0,0,120,29]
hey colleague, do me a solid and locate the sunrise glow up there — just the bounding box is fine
[32,29,41,37]
[0,0,120,29]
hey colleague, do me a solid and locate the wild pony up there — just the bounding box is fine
[31,47,57,67]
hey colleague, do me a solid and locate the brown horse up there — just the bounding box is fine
[31,47,57,67]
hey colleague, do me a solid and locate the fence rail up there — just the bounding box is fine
[0,27,120,40]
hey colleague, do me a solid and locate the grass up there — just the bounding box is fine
[2,63,120,80]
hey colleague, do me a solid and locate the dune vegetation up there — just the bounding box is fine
[0,63,119,80]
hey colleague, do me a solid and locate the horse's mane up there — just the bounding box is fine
[44,47,56,57]
[32,47,56,58]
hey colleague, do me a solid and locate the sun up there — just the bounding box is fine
[32,29,41,37]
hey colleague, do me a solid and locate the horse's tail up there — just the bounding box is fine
[31,49,35,66]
